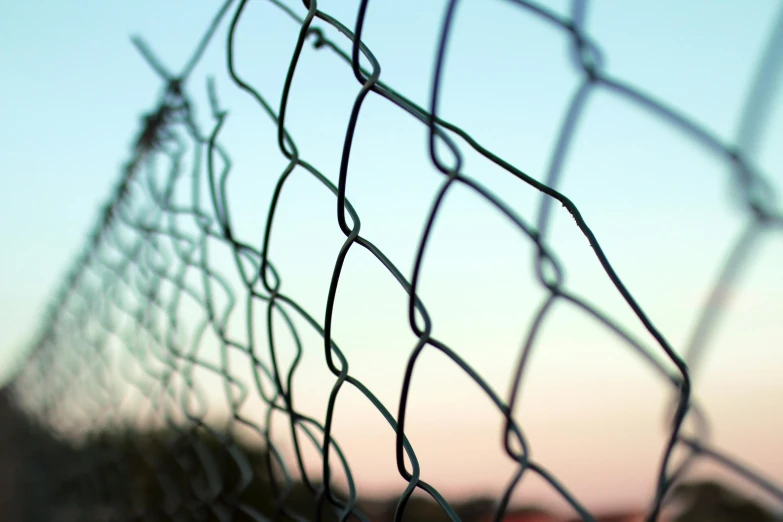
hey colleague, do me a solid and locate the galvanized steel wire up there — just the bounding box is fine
[7,1,783,521]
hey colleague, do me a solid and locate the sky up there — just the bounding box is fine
[1,0,782,516]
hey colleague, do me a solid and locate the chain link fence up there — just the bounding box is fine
[4,1,783,521]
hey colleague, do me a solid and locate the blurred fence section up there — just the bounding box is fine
[4,1,783,521]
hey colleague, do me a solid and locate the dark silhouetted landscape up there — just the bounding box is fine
[2,388,778,522]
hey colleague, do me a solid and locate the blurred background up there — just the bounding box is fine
[1,0,782,521]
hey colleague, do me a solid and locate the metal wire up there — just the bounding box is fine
[6,0,783,521]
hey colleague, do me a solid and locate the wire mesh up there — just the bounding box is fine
[5,1,783,521]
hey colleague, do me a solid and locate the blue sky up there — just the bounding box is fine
[2,0,782,514]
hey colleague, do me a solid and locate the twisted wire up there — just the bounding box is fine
[7,1,783,521]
